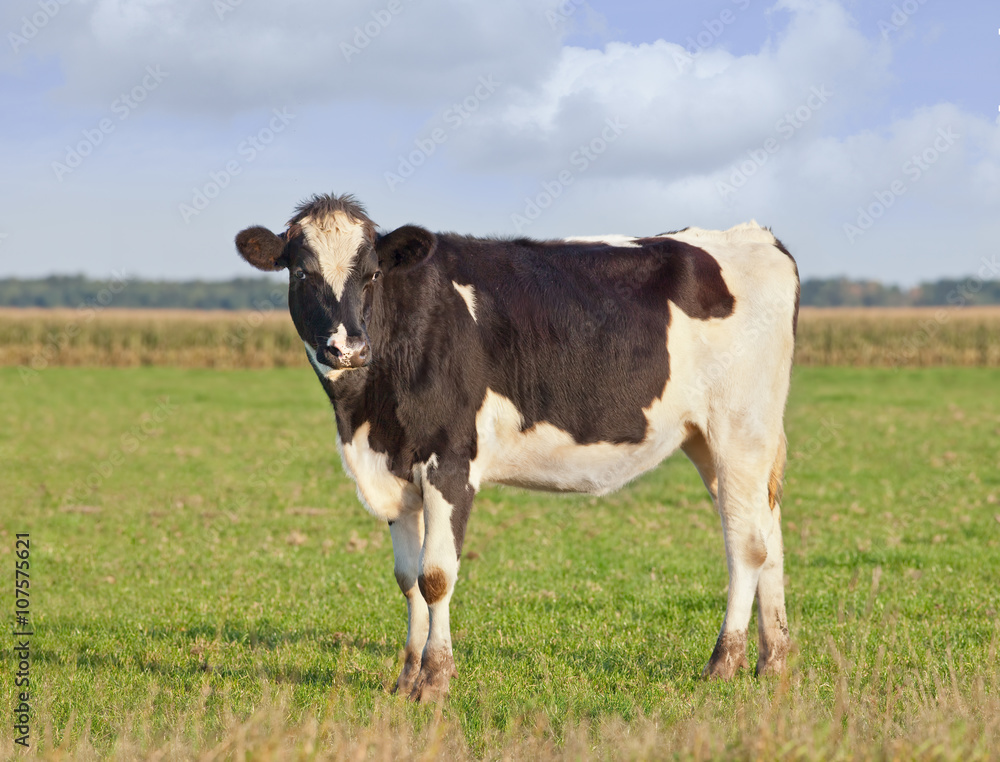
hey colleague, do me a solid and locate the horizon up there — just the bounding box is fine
[2,271,999,289]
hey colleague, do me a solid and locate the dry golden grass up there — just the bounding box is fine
[0,308,302,370]
[8,645,999,761]
[795,306,1000,367]
[1,306,999,369]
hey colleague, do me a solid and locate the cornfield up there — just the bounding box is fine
[2,306,999,369]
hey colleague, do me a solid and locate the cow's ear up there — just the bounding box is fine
[235,226,288,271]
[377,225,437,272]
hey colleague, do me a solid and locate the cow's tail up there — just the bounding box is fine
[768,431,787,511]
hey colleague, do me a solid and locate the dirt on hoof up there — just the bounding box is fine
[702,630,749,680]
[408,650,457,702]
[391,649,422,695]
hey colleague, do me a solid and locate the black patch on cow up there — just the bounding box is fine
[378,226,438,271]
[424,233,735,446]
[633,238,736,319]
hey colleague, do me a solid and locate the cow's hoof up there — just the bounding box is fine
[391,650,422,695]
[754,654,787,677]
[755,637,790,678]
[702,630,749,680]
[407,651,457,702]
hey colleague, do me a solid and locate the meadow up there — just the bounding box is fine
[1,309,999,759]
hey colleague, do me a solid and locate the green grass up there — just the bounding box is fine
[1,366,999,759]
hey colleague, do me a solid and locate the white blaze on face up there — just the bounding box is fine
[299,210,367,299]
[563,234,640,248]
[451,281,478,322]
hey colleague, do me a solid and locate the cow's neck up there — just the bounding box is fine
[322,270,444,445]
[324,369,369,442]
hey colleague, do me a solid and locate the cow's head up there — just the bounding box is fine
[235,194,380,380]
[235,193,438,383]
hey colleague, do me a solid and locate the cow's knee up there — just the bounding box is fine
[418,566,451,604]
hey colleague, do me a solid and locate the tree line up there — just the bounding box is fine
[1,274,998,309]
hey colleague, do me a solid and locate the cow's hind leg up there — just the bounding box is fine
[703,429,787,680]
[408,458,473,702]
[755,437,790,676]
[389,510,429,695]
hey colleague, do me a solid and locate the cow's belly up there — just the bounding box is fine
[470,389,688,495]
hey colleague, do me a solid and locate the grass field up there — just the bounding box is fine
[2,364,1000,759]
[3,305,1000,370]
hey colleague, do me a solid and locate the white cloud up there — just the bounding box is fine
[1,0,573,115]
[448,0,892,177]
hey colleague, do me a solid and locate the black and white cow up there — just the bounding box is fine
[235,193,799,700]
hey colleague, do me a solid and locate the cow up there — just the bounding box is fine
[234,193,799,701]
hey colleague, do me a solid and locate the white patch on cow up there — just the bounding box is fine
[664,220,777,248]
[303,341,345,383]
[340,422,423,521]
[468,388,690,496]
[416,477,458,582]
[300,210,366,300]
[451,282,478,322]
[563,234,640,248]
[391,511,426,594]
[415,472,460,656]
[326,323,356,362]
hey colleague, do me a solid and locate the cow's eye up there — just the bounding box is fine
[293,269,307,281]
[372,270,382,282]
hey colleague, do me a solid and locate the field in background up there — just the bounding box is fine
[2,306,1000,370]
[2,365,999,759]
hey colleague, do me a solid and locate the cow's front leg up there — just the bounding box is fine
[409,459,473,702]
[389,510,428,695]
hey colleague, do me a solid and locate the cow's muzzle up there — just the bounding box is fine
[321,334,370,370]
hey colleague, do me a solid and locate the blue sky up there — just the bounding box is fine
[0,0,997,284]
